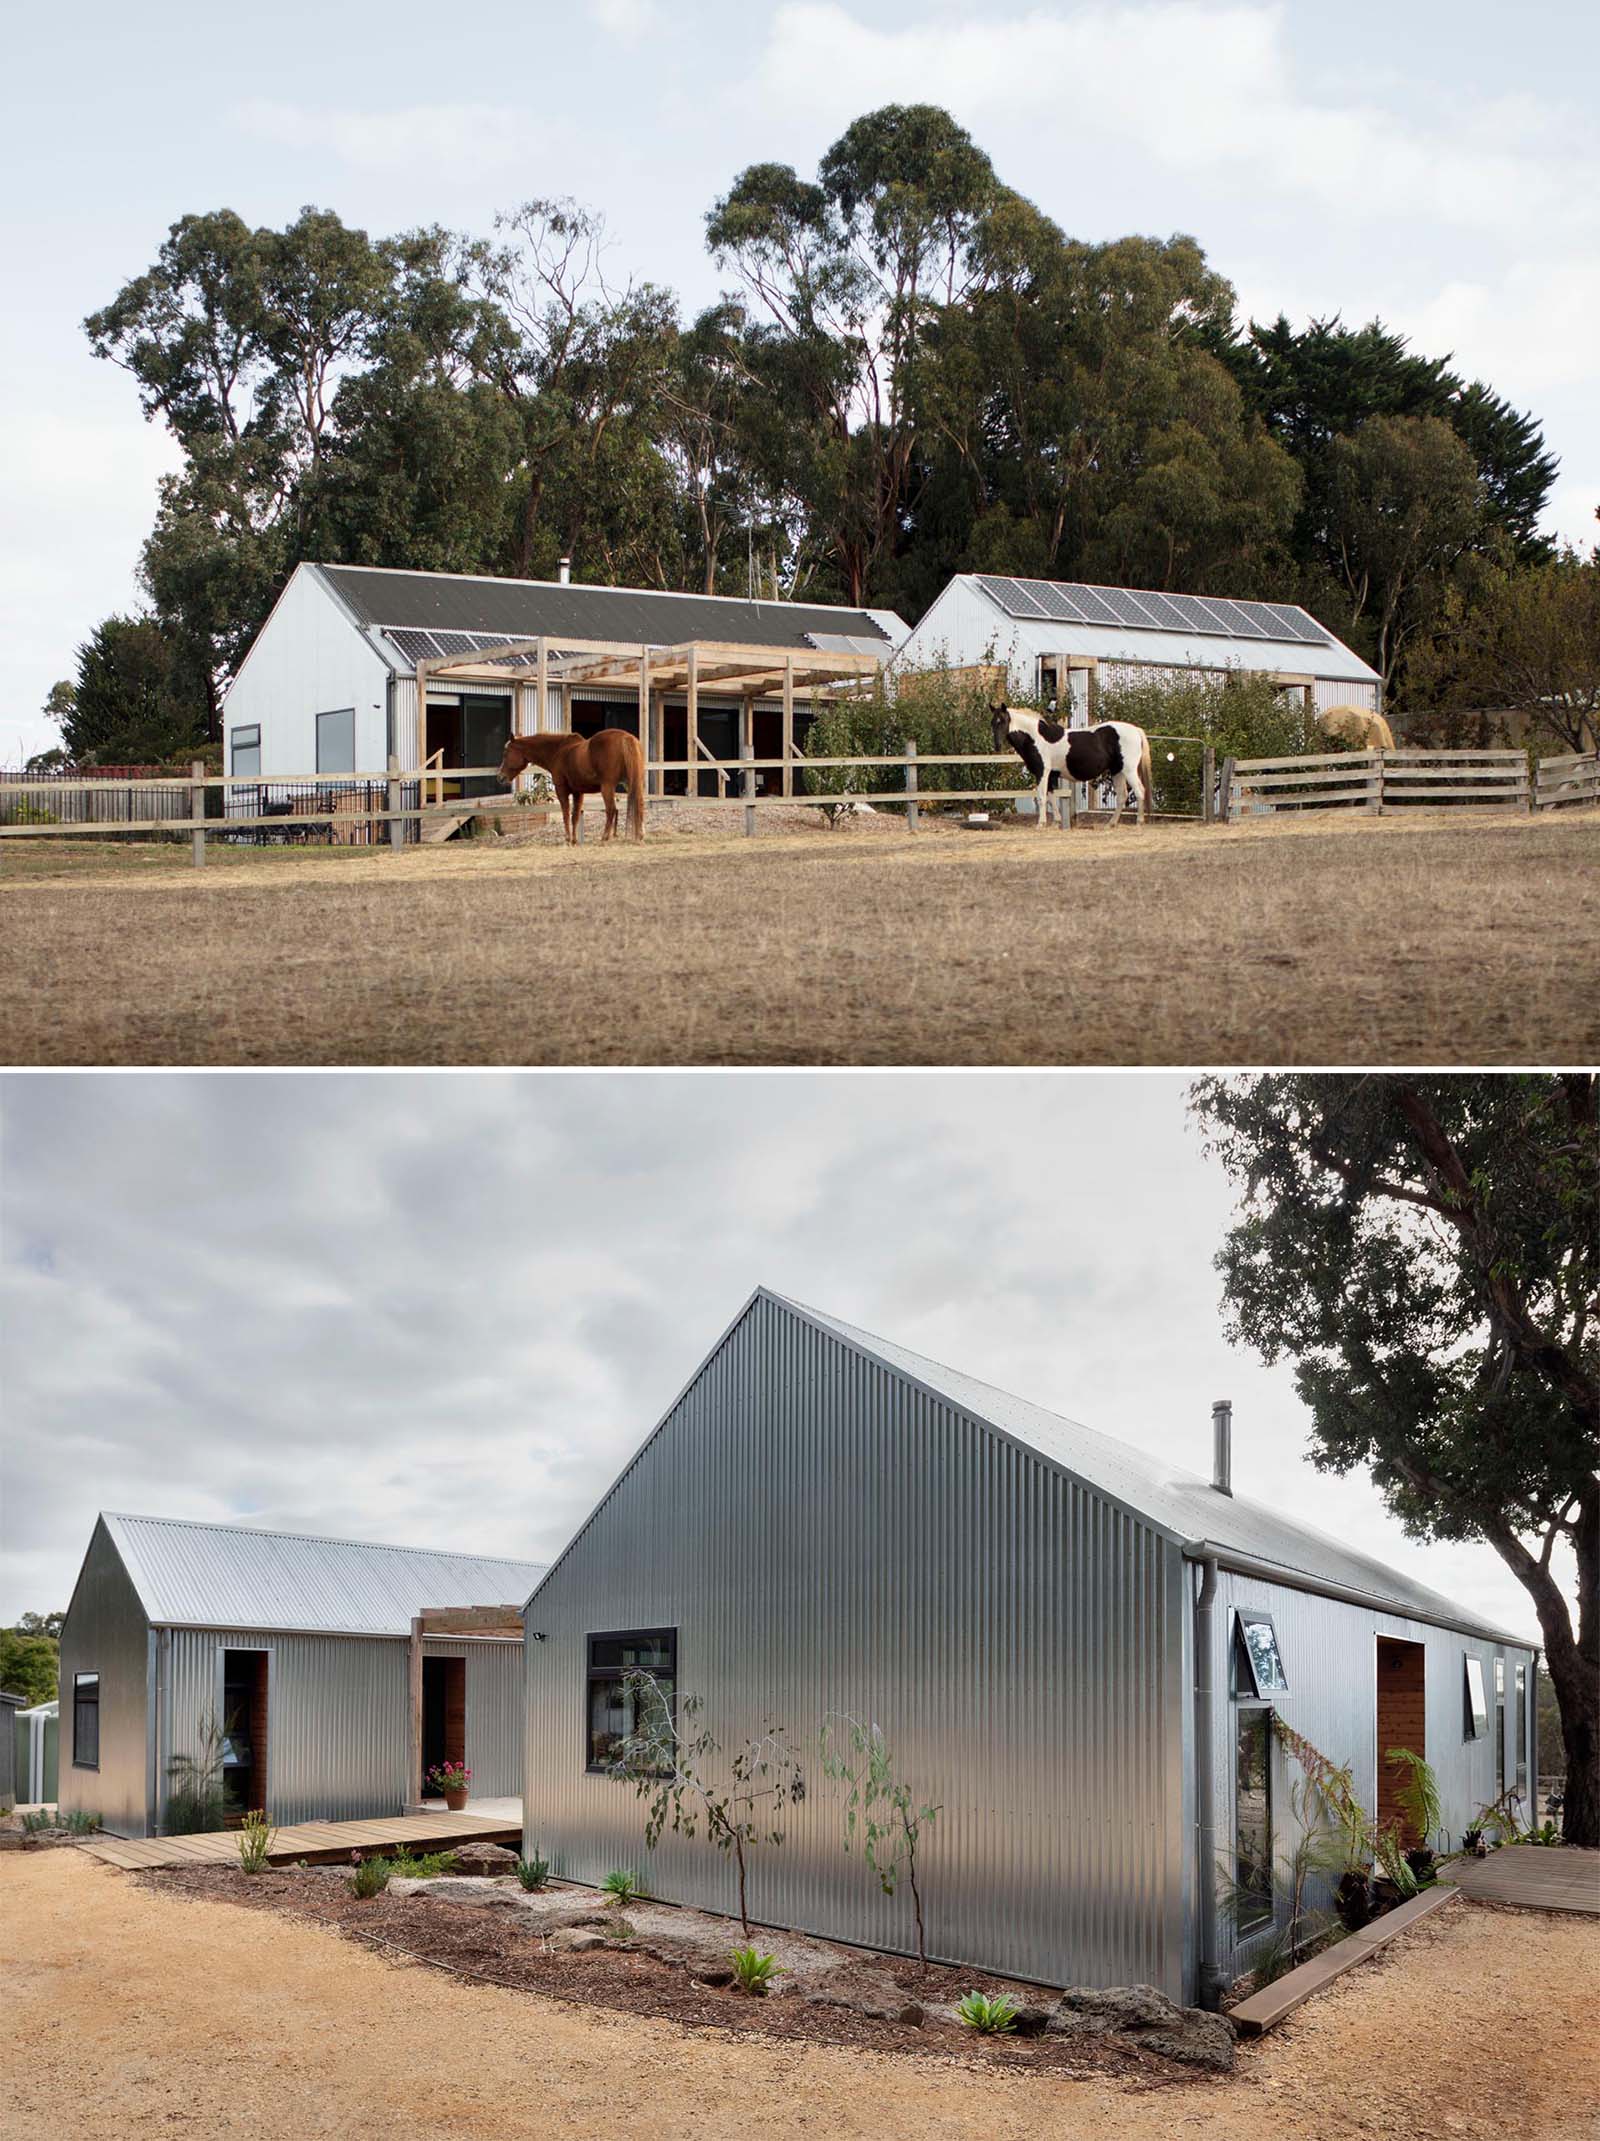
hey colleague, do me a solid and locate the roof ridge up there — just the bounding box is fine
[320,562,890,621]
[103,1511,543,1569]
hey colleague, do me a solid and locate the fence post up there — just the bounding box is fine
[1217,756,1236,824]
[904,738,918,832]
[742,742,755,838]
[1201,744,1215,826]
[1371,749,1385,815]
[387,755,403,850]
[190,759,206,868]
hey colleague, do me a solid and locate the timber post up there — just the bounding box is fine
[905,737,918,832]
[190,759,206,868]
[387,755,403,850]
[743,742,756,838]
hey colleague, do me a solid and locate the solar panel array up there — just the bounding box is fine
[382,627,533,664]
[973,576,1330,647]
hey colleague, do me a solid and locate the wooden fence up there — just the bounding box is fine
[1223,747,1577,819]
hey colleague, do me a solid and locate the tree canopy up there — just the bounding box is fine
[61,106,1577,754]
[1192,1073,1599,1846]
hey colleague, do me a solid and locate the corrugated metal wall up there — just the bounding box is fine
[524,1295,1188,1995]
[1201,1567,1536,1981]
[57,1519,155,1835]
[161,1630,524,1828]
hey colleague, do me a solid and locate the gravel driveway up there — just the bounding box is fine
[6,1850,1597,2140]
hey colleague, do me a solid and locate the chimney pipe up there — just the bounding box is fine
[1212,1398,1233,1496]
[558,556,571,584]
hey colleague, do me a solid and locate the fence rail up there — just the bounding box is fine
[1535,751,1600,809]
[1226,747,1557,819]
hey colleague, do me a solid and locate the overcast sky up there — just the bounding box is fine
[0,1070,1556,1642]
[3,0,1597,764]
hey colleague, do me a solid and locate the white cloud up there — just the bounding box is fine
[589,0,661,44]
[234,99,532,176]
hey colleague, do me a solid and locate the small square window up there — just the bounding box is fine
[586,1629,675,1772]
[1234,1611,1289,1697]
[72,1671,100,1769]
[1464,1656,1488,1739]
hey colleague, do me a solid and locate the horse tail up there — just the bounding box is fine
[1136,727,1153,822]
[627,731,646,840]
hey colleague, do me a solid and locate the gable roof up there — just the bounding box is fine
[310,564,907,666]
[941,573,1381,685]
[100,1514,545,1638]
[531,1289,1528,1646]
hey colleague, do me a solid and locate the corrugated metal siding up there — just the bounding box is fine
[1312,677,1380,714]
[525,1294,1187,1995]
[58,1519,155,1835]
[159,1631,525,1827]
[1202,1569,1536,1982]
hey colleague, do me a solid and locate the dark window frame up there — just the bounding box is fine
[1234,1702,1274,1935]
[314,706,356,774]
[1232,1609,1289,1698]
[72,1670,100,1770]
[230,724,262,777]
[1464,1654,1488,1739]
[585,1627,676,1776]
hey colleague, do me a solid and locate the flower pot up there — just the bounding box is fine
[443,1789,468,1812]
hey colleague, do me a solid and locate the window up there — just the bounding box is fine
[1233,1610,1289,1697]
[230,725,261,778]
[1464,1655,1488,1739]
[1514,1664,1528,1796]
[586,1629,675,1772]
[72,1672,100,1769]
[315,707,356,774]
[1494,1658,1506,1797]
[1234,1707,1273,1933]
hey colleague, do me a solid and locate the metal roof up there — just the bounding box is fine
[101,1514,546,1638]
[951,574,1381,685]
[771,1294,1529,1646]
[310,564,906,665]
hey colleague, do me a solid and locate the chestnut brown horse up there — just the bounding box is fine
[497,729,645,844]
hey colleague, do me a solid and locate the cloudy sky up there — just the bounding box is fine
[0,1070,1555,1641]
[3,0,1597,764]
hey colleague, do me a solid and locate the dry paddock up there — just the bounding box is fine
[5,1849,1599,2140]
[3,806,1597,1065]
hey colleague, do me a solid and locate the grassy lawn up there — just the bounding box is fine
[4,808,1596,1065]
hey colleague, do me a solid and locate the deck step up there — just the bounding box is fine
[1230,1884,1457,2035]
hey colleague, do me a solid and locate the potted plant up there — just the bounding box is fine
[425,1760,472,1812]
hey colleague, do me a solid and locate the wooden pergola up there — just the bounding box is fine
[407,1605,524,1809]
[413,637,886,797]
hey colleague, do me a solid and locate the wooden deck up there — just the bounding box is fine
[1448,1843,1600,1914]
[81,1808,523,1872]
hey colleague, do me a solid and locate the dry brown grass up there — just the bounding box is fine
[4,808,1596,1065]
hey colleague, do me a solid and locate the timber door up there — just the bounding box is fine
[1376,1637,1427,1842]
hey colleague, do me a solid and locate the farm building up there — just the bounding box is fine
[521,1289,1538,2006]
[58,1514,545,1838]
[220,562,907,801]
[14,1699,59,1806]
[895,574,1383,721]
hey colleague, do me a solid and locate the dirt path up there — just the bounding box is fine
[7,1851,1598,2140]
[4,810,1596,1064]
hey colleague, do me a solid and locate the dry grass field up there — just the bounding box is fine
[3,807,1596,1065]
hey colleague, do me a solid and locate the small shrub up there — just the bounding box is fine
[516,1851,550,1891]
[956,1991,1017,2035]
[382,1849,458,1880]
[62,1809,101,1836]
[238,1809,275,1874]
[1521,1820,1561,1847]
[729,1946,780,1996]
[21,1808,55,1833]
[601,1868,643,1907]
[349,1852,390,1899]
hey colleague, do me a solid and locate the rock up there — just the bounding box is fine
[696,1965,735,1987]
[896,2003,925,2028]
[452,1842,520,1878]
[1010,2005,1053,2038]
[385,1875,515,1905]
[1137,2013,1237,2073]
[1052,1983,1181,2033]
[558,1930,610,1953]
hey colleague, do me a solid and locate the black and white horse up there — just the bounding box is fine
[990,702,1153,828]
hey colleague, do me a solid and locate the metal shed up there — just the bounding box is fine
[895,573,1383,721]
[0,1691,22,1804]
[14,1700,58,1806]
[58,1514,546,1838]
[522,1289,1537,2004]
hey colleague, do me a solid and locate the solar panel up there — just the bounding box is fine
[1158,594,1230,636]
[1262,603,1331,646]
[1124,589,1191,632]
[1095,586,1164,629]
[384,627,441,662]
[1232,600,1294,640]
[1015,580,1082,623]
[427,631,482,655]
[1197,596,1269,638]
[1061,584,1123,626]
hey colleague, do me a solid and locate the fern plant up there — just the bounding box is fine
[729,1946,780,1996]
[1385,1748,1442,1846]
[956,1991,1018,2035]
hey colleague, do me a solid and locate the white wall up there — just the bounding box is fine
[221,567,394,778]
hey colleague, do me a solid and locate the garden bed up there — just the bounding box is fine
[136,1861,1226,2083]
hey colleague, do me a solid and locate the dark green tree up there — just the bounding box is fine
[0,1623,60,1708]
[1192,1074,1598,1847]
[50,616,207,765]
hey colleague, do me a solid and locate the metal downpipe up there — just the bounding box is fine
[1195,1554,1225,2010]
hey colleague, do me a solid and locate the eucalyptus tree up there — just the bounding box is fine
[1192,1073,1599,1846]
